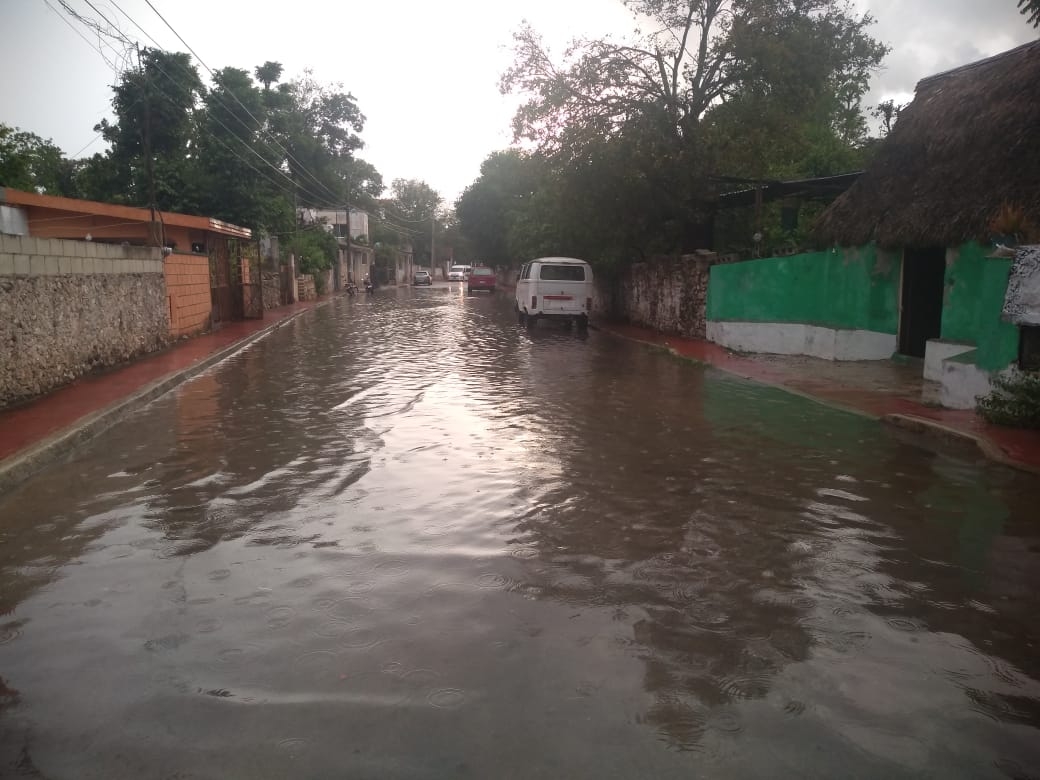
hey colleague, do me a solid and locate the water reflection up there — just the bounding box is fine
[0,288,1038,777]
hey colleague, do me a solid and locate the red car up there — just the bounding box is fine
[467,266,496,293]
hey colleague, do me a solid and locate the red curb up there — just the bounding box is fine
[0,295,335,471]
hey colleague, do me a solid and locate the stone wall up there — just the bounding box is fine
[614,253,733,339]
[262,270,282,311]
[297,274,316,301]
[0,236,168,408]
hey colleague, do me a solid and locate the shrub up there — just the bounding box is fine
[976,371,1040,428]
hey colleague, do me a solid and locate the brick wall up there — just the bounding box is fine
[0,235,169,408]
[164,252,211,338]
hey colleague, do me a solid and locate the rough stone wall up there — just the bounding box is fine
[262,271,282,311]
[0,235,168,408]
[297,274,316,301]
[614,254,734,339]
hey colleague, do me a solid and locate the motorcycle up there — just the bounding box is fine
[364,278,374,294]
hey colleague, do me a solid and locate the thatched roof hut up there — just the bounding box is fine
[813,41,1040,249]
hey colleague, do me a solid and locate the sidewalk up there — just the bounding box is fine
[0,295,336,492]
[602,322,1040,474]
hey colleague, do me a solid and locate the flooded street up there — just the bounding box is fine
[2,285,1039,778]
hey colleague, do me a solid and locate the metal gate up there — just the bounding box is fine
[209,240,238,324]
[210,239,263,324]
[234,239,263,319]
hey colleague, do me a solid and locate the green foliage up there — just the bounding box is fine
[1020,0,1040,27]
[283,227,339,277]
[386,179,442,263]
[977,372,1040,428]
[0,124,79,196]
[485,0,890,265]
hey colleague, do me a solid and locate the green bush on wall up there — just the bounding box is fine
[976,372,1040,428]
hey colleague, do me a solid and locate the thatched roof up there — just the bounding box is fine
[813,40,1040,249]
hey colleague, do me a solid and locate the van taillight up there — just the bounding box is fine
[532,295,537,309]
[586,297,592,310]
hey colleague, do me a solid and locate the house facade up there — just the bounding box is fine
[706,41,1040,409]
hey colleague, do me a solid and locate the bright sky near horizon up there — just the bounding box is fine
[1,0,1035,206]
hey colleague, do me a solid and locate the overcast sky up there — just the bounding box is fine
[1,0,1035,206]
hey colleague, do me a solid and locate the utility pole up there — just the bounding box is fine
[430,212,436,280]
[138,45,160,247]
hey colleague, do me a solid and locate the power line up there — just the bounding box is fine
[47,2,340,212]
[142,0,348,207]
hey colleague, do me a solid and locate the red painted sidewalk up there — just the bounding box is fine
[604,322,1040,474]
[0,296,331,467]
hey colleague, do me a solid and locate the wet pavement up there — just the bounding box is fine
[1,284,1039,778]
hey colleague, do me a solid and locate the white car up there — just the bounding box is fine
[448,265,472,282]
[515,257,594,329]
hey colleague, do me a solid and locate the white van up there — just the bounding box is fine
[448,265,472,282]
[515,257,594,328]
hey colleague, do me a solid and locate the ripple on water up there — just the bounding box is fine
[277,737,310,756]
[427,687,466,709]
[194,617,222,634]
[266,606,295,630]
[783,699,807,717]
[0,622,24,645]
[886,616,923,632]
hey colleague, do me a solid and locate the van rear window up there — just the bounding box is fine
[539,265,585,281]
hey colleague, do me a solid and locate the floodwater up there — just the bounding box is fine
[1,285,1039,779]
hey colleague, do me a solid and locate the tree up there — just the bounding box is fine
[502,0,887,156]
[1020,0,1040,27]
[387,178,442,264]
[97,47,205,209]
[0,124,77,195]
[268,71,367,206]
[870,99,903,137]
[254,61,283,91]
[190,66,291,233]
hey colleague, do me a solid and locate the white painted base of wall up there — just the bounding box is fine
[939,358,996,410]
[706,321,897,361]
[924,340,975,382]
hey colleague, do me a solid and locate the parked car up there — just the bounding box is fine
[467,266,496,293]
[413,270,432,285]
[448,264,472,282]
[515,257,594,329]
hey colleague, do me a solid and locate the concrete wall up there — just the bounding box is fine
[706,321,897,361]
[941,243,1020,372]
[0,235,168,407]
[705,247,901,361]
[708,246,901,332]
[164,252,211,338]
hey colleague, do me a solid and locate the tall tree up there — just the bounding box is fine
[254,61,284,91]
[387,179,442,263]
[96,47,204,209]
[268,71,367,206]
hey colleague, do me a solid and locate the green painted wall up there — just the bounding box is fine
[706,246,901,333]
[941,243,1020,371]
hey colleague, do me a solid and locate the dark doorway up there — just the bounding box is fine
[899,247,946,358]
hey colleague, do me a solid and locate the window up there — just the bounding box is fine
[1021,326,1040,371]
[539,264,585,281]
[519,264,530,280]
[470,267,493,276]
